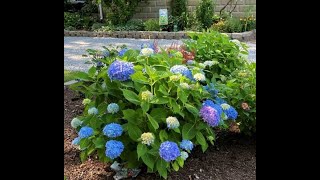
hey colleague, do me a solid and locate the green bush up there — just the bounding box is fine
[125,19,145,31]
[217,62,256,135]
[102,0,145,25]
[170,0,187,30]
[185,11,202,31]
[69,40,244,178]
[223,17,242,33]
[196,0,215,29]
[184,30,248,79]
[91,23,105,31]
[144,19,160,31]
[64,12,84,30]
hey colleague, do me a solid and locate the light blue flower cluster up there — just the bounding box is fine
[170,65,194,80]
[186,60,195,65]
[88,107,98,115]
[203,83,219,98]
[71,118,82,128]
[200,105,220,127]
[103,123,123,138]
[107,103,120,114]
[159,141,181,162]
[107,60,134,81]
[72,137,81,145]
[79,126,94,138]
[118,48,128,57]
[140,48,154,56]
[214,97,226,105]
[166,116,180,129]
[105,140,124,159]
[141,43,155,50]
[180,151,189,160]
[102,50,110,57]
[180,140,194,151]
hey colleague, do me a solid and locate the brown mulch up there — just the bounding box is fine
[64,87,256,180]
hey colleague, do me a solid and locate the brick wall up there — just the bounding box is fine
[132,0,256,19]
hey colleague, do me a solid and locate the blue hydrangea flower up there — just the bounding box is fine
[105,140,124,159]
[214,97,226,105]
[186,60,195,65]
[159,141,181,162]
[200,106,220,127]
[88,107,98,115]
[170,65,194,80]
[103,123,123,138]
[141,43,155,50]
[102,50,110,57]
[72,137,81,145]
[224,106,238,120]
[180,151,189,160]
[107,60,134,81]
[97,61,103,67]
[79,126,94,138]
[118,48,128,57]
[203,83,219,98]
[180,140,194,151]
[107,103,120,114]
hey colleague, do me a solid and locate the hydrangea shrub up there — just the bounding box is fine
[69,40,245,179]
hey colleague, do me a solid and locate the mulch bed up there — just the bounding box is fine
[64,87,256,180]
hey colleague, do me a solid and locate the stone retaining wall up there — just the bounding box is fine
[64,29,255,41]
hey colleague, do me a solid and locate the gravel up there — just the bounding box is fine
[64,37,256,72]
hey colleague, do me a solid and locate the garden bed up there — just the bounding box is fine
[64,87,256,180]
[63,29,256,41]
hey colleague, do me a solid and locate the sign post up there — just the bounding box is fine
[159,9,168,28]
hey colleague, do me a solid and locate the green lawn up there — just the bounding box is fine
[64,70,80,82]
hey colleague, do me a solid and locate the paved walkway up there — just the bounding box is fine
[64,37,256,71]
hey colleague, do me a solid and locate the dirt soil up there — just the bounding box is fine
[64,87,256,180]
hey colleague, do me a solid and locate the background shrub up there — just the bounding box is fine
[144,19,160,31]
[196,0,215,29]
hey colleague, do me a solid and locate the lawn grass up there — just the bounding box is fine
[64,70,80,82]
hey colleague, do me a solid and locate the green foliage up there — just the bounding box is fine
[91,23,105,31]
[185,11,202,31]
[196,0,215,29]
[184,30,247,79]
[64,12,84,30]
[144,19,160,31]
[171,0,187,17]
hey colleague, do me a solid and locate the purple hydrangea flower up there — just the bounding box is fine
[200,106,220,127]
[203,100,223,116]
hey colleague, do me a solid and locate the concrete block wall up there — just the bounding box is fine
[132,0,256,20]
